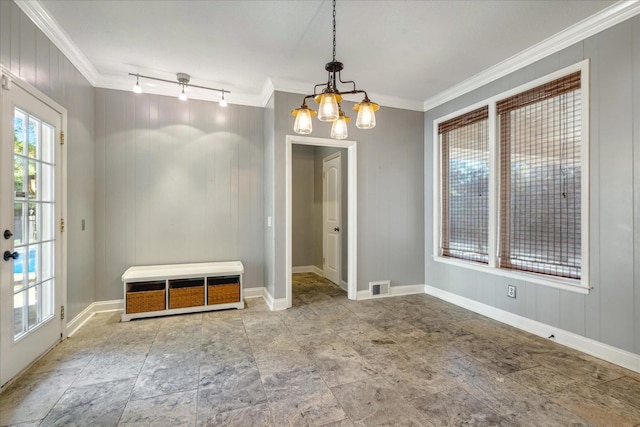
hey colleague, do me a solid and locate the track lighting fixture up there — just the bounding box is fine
[129,72,230,103]
[133,75,142,94]
[292,0,379,139]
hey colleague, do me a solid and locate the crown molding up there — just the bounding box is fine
[260,78,275,107]
[19,0,639,112]
[423,0,640,112]
[14,0,99,85]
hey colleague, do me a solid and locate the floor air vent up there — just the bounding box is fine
[370,280,390,297]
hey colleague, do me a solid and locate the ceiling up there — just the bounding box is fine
[32,0,621,109]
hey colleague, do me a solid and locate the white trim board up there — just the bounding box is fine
[18,0,639,111]
[292,265,323,275]
[356,284,425,301]
[263,288,288,311]
[66,300,123,337]
[424,284,640,374]
[14,0,99,85]
[243,287,265,299]
[285,135,358,308]
[422,1,640,111]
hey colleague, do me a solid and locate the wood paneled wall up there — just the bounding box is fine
[95,89,264,300]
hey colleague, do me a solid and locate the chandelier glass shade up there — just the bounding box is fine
[330,108,350,140]
[292,0,379,139]
[292,103,315,134]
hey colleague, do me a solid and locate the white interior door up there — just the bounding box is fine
[1,77,63,387]
[323,153,341,285]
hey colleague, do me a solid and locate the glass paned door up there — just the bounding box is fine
[1,75,63,387]
[12,108,56,339]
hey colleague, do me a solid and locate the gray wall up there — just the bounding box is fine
[269,90,424,299]
[263,94,275,298]
[292,144,315,267]
[94,88,264,301]
[0,2,95,320]
[424,16,640,355]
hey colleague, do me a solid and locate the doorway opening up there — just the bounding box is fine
[285,135,357,308]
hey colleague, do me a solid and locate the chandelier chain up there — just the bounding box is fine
[332,0,336,61]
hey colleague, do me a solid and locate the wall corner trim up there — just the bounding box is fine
[264,288,288,311]
[422,1,640,111]
[14,0,99,85]
[424,284,640,374]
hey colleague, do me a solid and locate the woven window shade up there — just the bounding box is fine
[439,106,489,263]
[498,72,582,279]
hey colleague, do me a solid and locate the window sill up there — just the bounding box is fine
[432,256,591,295]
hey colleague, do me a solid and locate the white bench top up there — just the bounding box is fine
[122,261,244,282]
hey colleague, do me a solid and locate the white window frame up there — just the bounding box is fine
[433,59,590,294]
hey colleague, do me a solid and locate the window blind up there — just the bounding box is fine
[439,106,489,263]
[497,72,582,279]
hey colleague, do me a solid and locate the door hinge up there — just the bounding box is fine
[60,305,65,320]
[60,218,65,232]
[60,131,65,145]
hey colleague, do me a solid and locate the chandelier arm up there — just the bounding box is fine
[337,72,357,92]
[313,83,329,96]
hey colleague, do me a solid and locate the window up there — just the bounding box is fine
[438,106,489,263]
[434,61,588,291]
[498,72,582,279]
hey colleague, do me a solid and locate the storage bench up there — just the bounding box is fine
[121,261,244,321]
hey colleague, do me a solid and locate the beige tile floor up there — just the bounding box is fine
[1,273,640,426]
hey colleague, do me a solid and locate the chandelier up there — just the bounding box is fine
[291,0,379,139]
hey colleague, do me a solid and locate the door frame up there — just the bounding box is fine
[285,135,357,307]
[0,66,68,342]
[322,151,341,286]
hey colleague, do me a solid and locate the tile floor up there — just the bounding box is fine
[1,273,640,426]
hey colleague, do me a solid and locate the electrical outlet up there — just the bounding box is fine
[507,285,516,298]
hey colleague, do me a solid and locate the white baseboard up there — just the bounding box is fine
[340,280,348,292]
[292,265,323,276]
[243,287,264,298]
[66,299,123,337]
[356,284,425,301]
[94,299,123,312]
[424,284,640,374]
[263,288,288,311]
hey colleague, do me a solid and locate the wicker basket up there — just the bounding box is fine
[208,282,240,305]
[126,281,166,314]
[169,279,205,309]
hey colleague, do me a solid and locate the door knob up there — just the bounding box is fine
[334,227,340,232]
[3,251,19,261]
[3,230,12,240]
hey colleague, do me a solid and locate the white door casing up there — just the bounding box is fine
[285,135,357,309]
[0,69,66,387]
[323,153,341,285]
